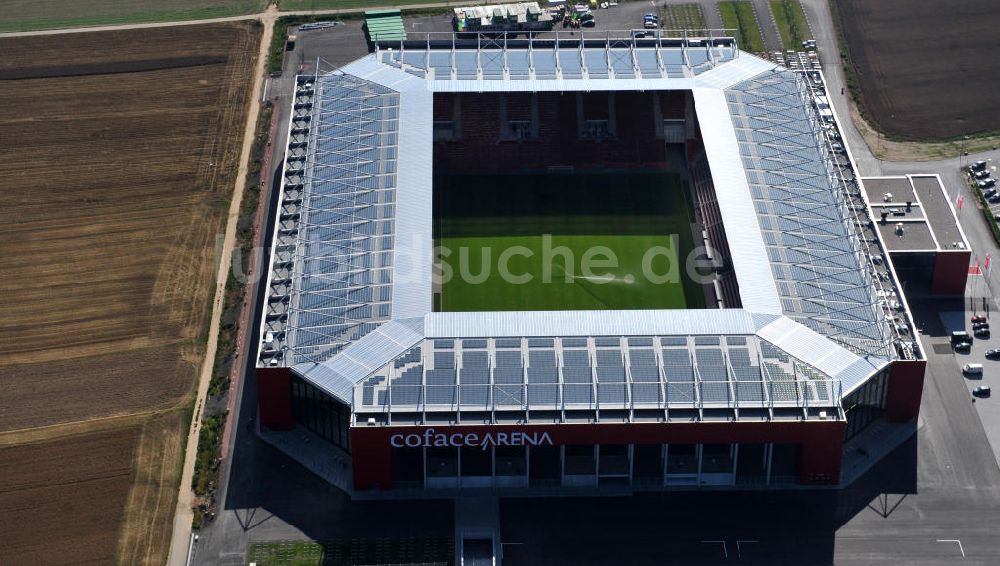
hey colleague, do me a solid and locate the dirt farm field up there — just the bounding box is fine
[0,427,139,565]
[0,22,260,565]
[0,0,267,33]
[834,0,1000,140]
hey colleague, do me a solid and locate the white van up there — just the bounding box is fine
[964,363,983,375]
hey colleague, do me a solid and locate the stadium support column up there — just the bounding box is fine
[886,359,927,422]
[798,422,845,485]
[257,367,293,430]
[351,426,393,491]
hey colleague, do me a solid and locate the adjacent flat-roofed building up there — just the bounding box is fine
[256,32,924,496]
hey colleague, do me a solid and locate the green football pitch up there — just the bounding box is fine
[434,172,705,312]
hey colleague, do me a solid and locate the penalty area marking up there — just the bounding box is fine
[567,273,636,284]
[936,539,965,558]
[736,540,759,558]
[700,540,727,559]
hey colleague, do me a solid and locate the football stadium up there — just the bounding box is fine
[256,31,927,494]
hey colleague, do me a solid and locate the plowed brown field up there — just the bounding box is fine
[835,0,1000,140]
[0,427,139,565]
[0,21,260,565]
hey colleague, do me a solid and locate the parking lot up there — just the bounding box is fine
[942,303,1000,466]
[964,158,1000,218]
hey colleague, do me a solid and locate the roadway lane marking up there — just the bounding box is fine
[701,540,727,559]
[936,539,966,558]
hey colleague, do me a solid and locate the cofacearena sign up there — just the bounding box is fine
[390,428,554,450]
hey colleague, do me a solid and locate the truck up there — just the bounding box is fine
[453,2,555,36]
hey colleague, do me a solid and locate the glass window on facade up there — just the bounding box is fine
[426,446,458,478]
[598,444,630,476]
[564,445,596,475]
[392,447,423,487]
[844,369,890,441]
[290,374,351,453]
[735,444,768,485]
[529,445,561,486]
[495,446,526,477]
[770,443,801,484]
[666,444,698,474]
[701,444,734,474]
[632,444,663,484]
[461,445,492,477]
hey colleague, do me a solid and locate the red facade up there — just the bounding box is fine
[256,367,293,430]
[350,420,846,491]
[885,359,927,423]
[931,250,971,295]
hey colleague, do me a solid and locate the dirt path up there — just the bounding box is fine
[164,8,276,566]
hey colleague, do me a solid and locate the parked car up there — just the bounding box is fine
[975,327,991,338]
[974,170,992,179]
[952,330,973,345]
[985,348,1000,359]
[988,194,1000,204]
[955,341,972,353]
[970,160,987,171]
[965,363,984,374]
[978,179,997,189]
[974,385,992,397]
[972,315,988,323]
[984,188,997,198]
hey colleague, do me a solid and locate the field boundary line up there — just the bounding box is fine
[0,408,174,446]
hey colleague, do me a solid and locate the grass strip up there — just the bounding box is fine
[719,1,765,53]
[191,101,275,529]
[660,3,707,34]
[769,0,810,49]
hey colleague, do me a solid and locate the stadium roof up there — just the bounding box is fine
[364,10,406,43]
[260,34,914,421]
